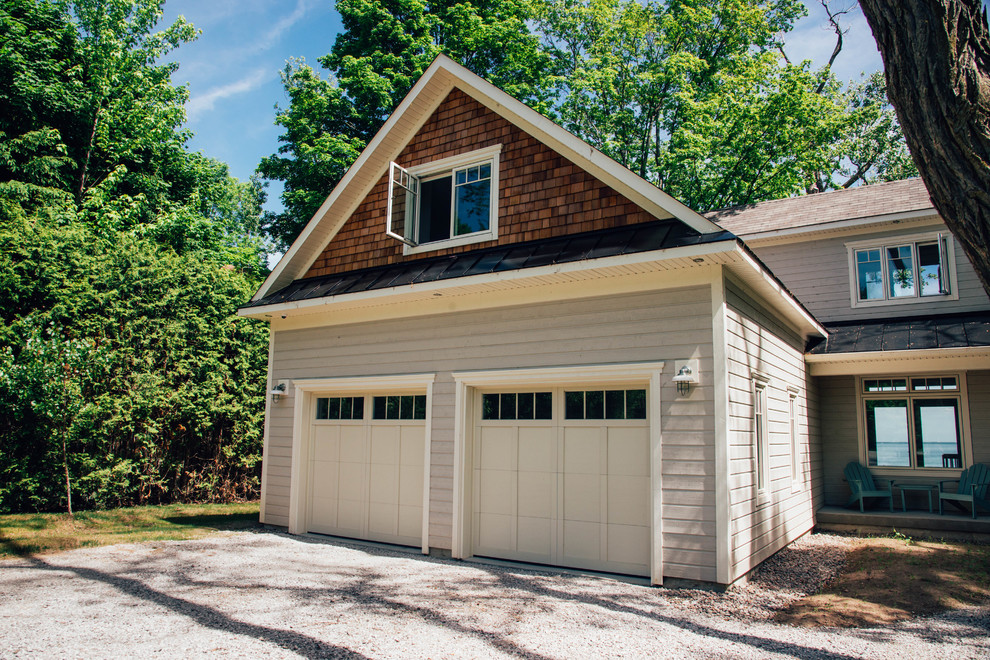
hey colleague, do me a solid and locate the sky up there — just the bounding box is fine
[160,0,886,214]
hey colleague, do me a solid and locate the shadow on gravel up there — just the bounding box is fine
[19,555,369,659]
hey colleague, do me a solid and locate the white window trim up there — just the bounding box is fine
[752,374,771,497]
[855,373,973,477]
[846,230,958,308]
[389,144,502,255]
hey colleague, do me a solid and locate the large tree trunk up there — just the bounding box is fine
[858,1,990,299]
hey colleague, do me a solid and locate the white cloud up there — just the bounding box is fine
[255,0,312,52]
[186,68,270,120]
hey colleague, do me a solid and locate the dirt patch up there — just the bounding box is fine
[776,535,990,628]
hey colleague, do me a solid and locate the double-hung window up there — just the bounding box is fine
[386,145,500,253]
[861,376,964,470]
[848,232,955,307]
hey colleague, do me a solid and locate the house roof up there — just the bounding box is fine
[243,218,735,310]
[706,178,936,238]
[808,311,990,355]
[252,55,725,302]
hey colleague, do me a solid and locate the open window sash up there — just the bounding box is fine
[386,162,419,247]
[937,233,951,294]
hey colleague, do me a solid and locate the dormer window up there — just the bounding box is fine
[847,231,957,307]
[386,145,500,253]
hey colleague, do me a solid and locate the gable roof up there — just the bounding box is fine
[706,178,936,238]
[253,54,724,301]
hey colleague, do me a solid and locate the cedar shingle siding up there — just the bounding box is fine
[304,89,657,278]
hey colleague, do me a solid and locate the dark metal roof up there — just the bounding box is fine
[807,311,990,355]
[242,219,736,310]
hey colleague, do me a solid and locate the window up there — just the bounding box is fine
[861,376,963,469]
[481,392,553,420]
[372,395,427,420]
[387,145,500,252]
[788,390,800,487]
[315,396,364,420]
[564,389,647,420]
[849,233,954,306]
[754,381,769,491]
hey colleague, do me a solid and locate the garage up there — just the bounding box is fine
[308,393,426,547]
[471,387,652,576]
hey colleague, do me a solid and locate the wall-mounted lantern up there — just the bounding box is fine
[270,381,287,402]
[672,364,698,397]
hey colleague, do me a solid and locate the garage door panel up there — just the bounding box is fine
[518,427,554,472]
[311,471,339,501]
[368,502,398,536]
[563,473,601,522]
[399,464,423,503]
[478,512,513,550]
[400,427,425,466]
[336,500,364,533]
[479,427,515,470]
[398,505,422,538]
[607,524,649,567]
[339,427,365,463]
[562,520,601,561]
[337,463,366,501]
[607,427,650,476]
[312,426,340,462]
[478,469,514,515]
[369,464,398,504]
[309,497,337,530]
[562,427,601,474]
[371,426,400,465]
[517,471,553,518]
[516,516,552,557]
[607,477,650,526]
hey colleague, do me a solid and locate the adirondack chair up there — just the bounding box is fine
[844,461,893,512]
[938,463,990,518]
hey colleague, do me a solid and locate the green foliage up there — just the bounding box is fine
[259,0,918,240]
[0,0,270,513]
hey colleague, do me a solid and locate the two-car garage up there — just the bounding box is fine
[295,366,661,581]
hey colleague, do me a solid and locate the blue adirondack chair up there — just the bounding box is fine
[844,461,893,512]
[938,463,990,519]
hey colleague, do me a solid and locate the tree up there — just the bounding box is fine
[858,0,990,299]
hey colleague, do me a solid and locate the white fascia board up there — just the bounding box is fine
[291,373,436,393]
[725,246,826,338]
[237,239,738,319]
[254,55,723,300]
[453,362,665,387]
[737,209,940,246]
[806,347,990,376]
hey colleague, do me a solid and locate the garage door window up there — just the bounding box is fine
[481,392,553,420]
[565,389,646,420]
[372,395,427,420]
[315,396,365,420]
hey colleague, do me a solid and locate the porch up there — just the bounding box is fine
[815,505,990,542]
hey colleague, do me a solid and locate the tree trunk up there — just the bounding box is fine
[858,0,990,299]
[62,431,73,516]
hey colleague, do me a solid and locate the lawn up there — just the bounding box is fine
[0,502,260,558]
[778,534,990,627]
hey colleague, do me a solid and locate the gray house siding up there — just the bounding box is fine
[261,285,718,581]
[723,278,816,582]
[751,224,990,323]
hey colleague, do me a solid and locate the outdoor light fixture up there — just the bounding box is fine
[672,365,696,397]
[270,382,287,402]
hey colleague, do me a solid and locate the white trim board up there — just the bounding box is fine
[807,348,990,376]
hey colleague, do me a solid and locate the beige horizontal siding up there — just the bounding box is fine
[752,224,989,323]
[723,277,816,582]
[818,376,858,506]
[263,285,716,581]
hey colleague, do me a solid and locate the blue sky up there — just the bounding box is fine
[161,1,885,213]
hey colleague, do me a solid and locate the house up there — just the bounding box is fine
[709,180,990,520]
[239,56,990,587]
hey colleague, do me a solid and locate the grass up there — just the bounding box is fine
[0,501,260,559]
[777,534,990,627]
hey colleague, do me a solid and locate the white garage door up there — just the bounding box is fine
[472,388,651,576]
[308,394,425,546]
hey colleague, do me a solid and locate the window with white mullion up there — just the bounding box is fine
[852,233,952,304]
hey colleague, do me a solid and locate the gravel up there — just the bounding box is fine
[1,530,987,659]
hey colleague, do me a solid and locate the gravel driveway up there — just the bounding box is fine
[1,530,988,659]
